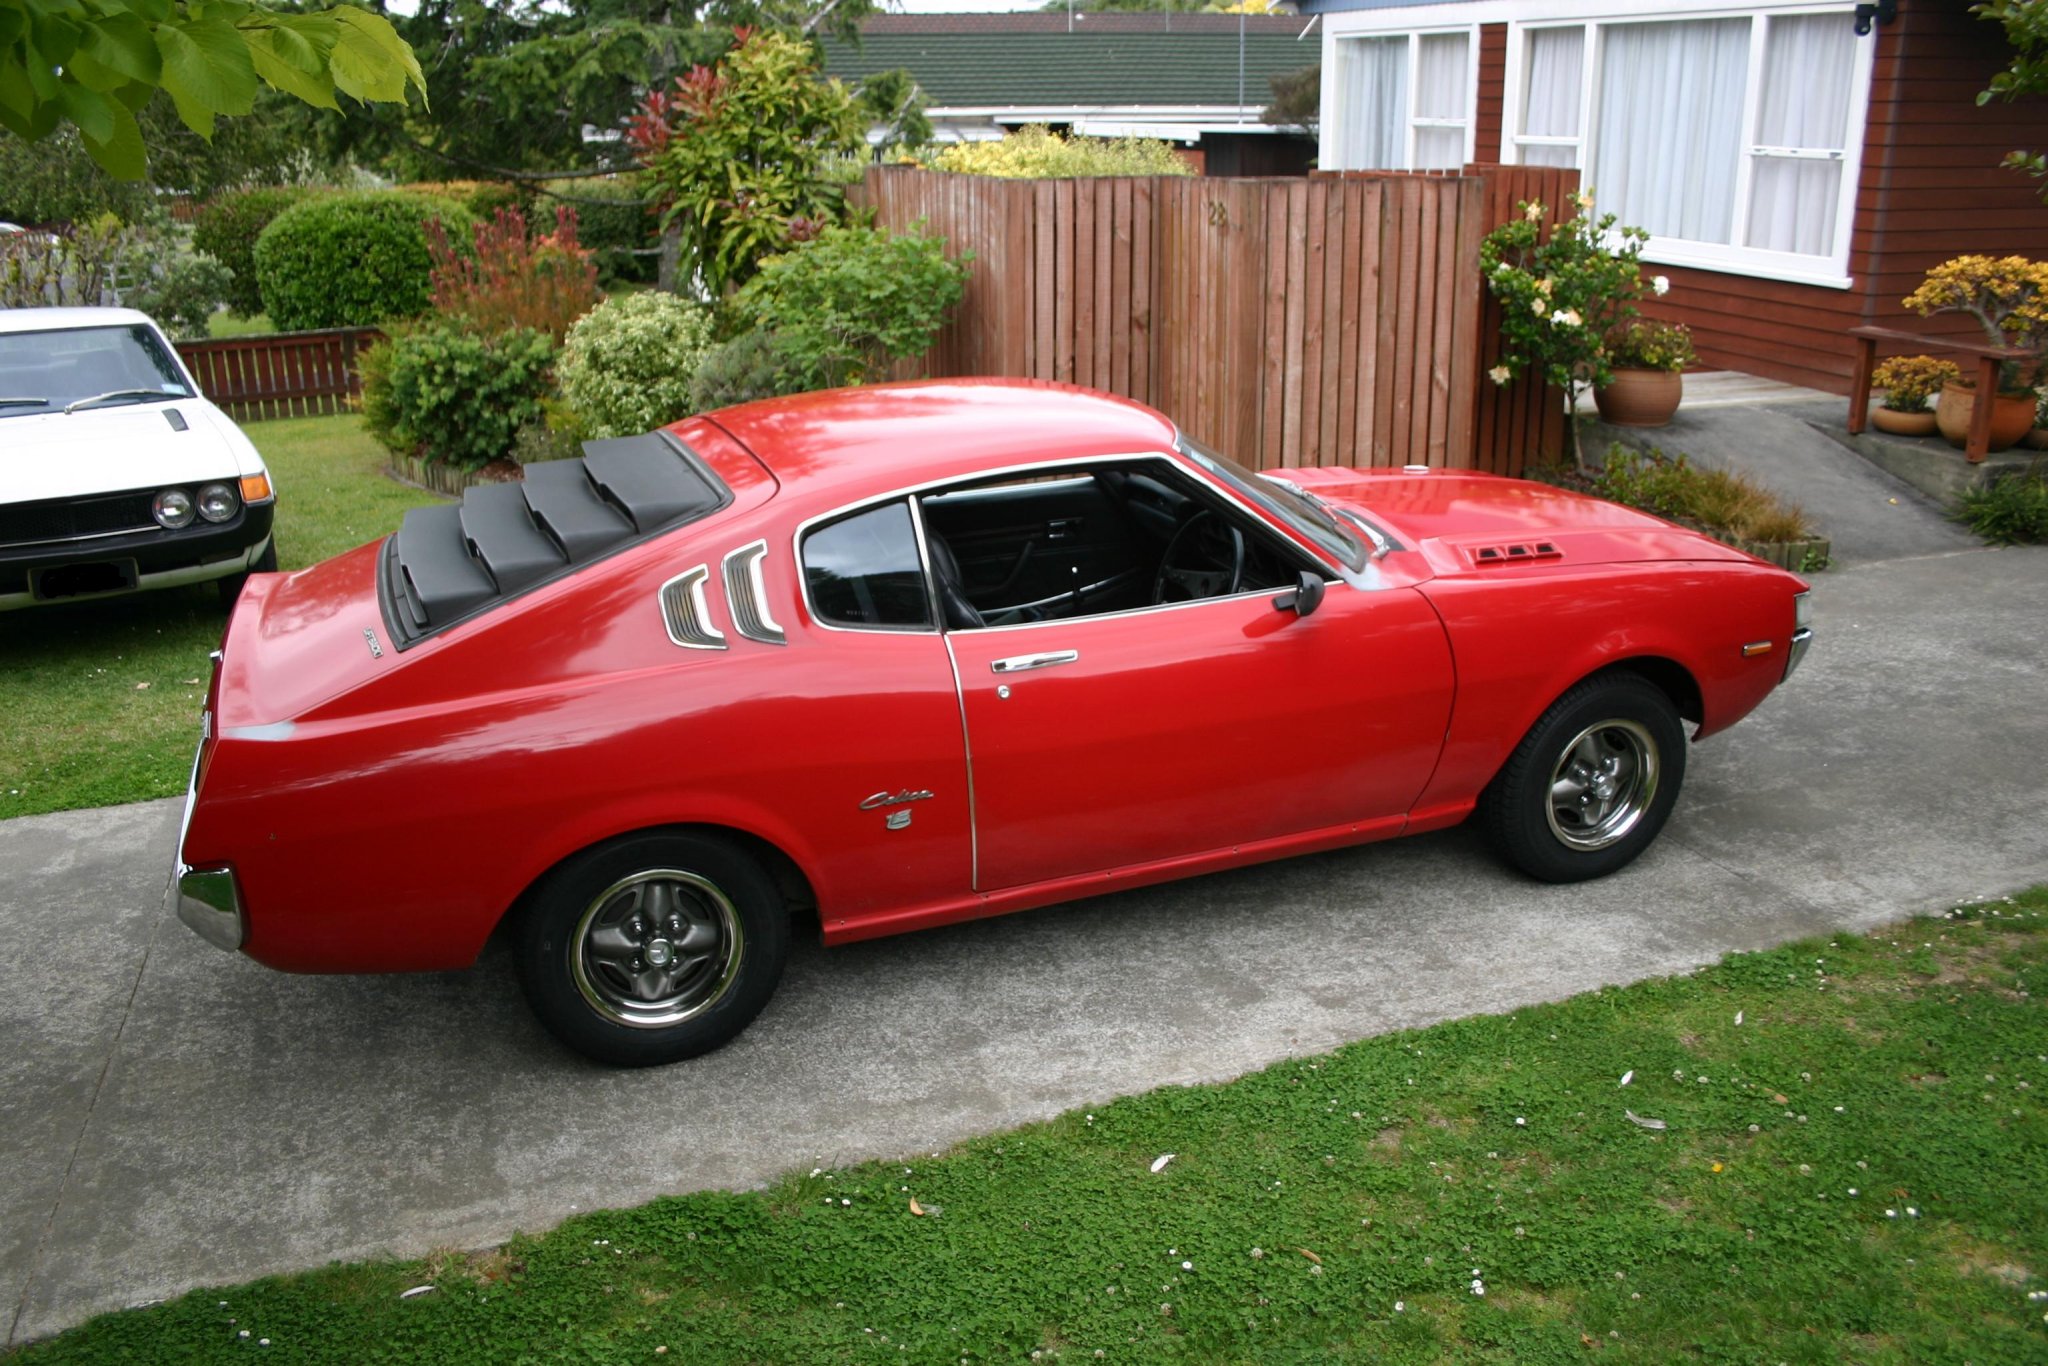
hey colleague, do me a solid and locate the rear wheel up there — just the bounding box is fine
[1478,673,1687,883]
[511,832,789,1066]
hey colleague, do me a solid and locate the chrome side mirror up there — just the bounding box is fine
[1273,570,1326,618]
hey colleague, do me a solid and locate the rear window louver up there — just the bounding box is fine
[380,433,730,648]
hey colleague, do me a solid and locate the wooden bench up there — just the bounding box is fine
[1847,325,2035,463]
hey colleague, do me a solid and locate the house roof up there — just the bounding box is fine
[822,13,1321,110]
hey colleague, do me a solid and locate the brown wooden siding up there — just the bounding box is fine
[176,328,381,422]
[858,165,1575,476]
[1475,24,1507,164]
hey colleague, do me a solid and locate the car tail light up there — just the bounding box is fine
[240,472,273,503]
[196,482,239,523]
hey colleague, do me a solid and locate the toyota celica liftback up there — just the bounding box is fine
[170,380,1813,1066]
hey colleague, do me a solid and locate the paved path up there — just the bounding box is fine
[6,537,2046,1345]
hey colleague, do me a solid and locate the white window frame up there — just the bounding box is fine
[1326,2,1875,289]
[1322,25,1481,172]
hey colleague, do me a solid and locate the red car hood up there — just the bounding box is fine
[1281,466,1747,574]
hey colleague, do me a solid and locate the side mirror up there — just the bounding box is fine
[1272,570,1326,618]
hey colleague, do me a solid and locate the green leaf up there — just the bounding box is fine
[78,96,145,178]
[79,10,161,86]
[155,12,258,136]
[246,28,336,108]
[54,78,117,142]
[328,6,425,106]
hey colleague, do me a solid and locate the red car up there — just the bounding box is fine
[170,381,1811,1066]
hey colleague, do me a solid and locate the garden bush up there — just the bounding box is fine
[426,205,599,342]
[398,180,527,221]
[930,125,1193,178]
[1955,465,2048,544]
[253,191,473,330]
[360,324,556,469]
[543,176,659,285]
[193,186,326,316]
[688,330,801,411]
[729,224,969,391]
[557,292,715,438]
[124,253,233,339]
[1562,445,1813,543]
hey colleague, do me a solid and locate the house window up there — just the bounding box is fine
[1331,31,1472,172]
[1503,7,1870,286]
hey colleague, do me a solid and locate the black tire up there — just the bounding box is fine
[1477,672,1687,884]
[217,540,278,607]
[511,832,789,1066]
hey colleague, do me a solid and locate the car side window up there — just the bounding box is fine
[801,499,934,630]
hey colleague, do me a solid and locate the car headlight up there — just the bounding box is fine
[153,488,195,529]
[196,482,239,523]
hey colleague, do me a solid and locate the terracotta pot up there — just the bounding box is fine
[2027,426,2048,451]
[1593,368,1683,427]
[1932,381,2035,452]
[1869,405,1938,437]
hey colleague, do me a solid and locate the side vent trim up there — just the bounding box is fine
[721,540,786,646]
[658,566,726,650]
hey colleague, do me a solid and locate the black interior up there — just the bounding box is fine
[918,462,1304,629]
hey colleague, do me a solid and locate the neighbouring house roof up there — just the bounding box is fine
[821,13,1322,111]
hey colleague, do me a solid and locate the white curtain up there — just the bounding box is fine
[1747,12,1857,256]
[1594,18,1749,244]
[1413,33,1470,169]
[1519,24,1583,165]
[1337,37,1407,170]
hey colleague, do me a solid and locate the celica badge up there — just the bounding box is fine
[860,789,934,810]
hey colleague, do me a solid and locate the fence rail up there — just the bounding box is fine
[176,327,382,423]
[856,165,1575,476]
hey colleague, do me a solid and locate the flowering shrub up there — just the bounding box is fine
[1902,254,2048,393]
[426,206,599,343]
[1870,355,1962,412]
[930,126,1193,178]
[1604,319,1695,373]
[557,292,716,438]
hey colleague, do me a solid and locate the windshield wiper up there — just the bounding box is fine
[64,388,182,414]
[0,396,49,409]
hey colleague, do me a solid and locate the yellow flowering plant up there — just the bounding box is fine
[1870,354,1962,412]
[1902,254,2048,394]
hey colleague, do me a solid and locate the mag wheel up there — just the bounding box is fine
[1479,674,1687,884]
[513,832,788,1066]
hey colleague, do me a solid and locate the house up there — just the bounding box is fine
[823,12,1322,176]
[1301,0,2048,392]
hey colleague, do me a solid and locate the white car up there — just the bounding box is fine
[1,307,277,610]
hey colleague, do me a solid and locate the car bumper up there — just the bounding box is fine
[0,502,274,610]
[167,700,245,952]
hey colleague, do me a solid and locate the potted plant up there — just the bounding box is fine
[1868,354,1961,436]
[1480,190,1663,462]
[2029,389,2048,450]
[1902,254,2048,452]
[1594,319,1695,427]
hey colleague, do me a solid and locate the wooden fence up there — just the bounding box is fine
[856,165,1576,476]
[176,327,382,422]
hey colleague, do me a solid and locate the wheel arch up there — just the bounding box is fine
[1594,655,1703,728]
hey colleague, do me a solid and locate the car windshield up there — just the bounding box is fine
[0,323,194,420]
[1176,434,1372,573]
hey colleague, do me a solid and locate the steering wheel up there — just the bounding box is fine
[1153,512,1247,604]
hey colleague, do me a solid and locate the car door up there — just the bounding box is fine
[936,489,1456,893]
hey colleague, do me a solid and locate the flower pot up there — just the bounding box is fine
[2027,426,2048,451]
[1593,369,1683,427]
[1869,405,1938,437]
[1932,381,2035,453]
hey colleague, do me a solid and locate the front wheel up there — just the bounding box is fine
[511,832,789,1066]
[1477,673,1687,883]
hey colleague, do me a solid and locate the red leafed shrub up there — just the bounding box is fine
[426,205,600,342]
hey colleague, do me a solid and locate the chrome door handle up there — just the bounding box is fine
[990,649,1079,674]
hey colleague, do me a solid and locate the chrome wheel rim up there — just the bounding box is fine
[1545,719,1659,851]
[569,869,744,1029]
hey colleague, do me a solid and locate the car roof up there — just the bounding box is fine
[0,306,158,335]
[702,379,1183,509]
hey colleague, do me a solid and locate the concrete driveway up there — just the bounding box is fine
[6,539,2047,1346]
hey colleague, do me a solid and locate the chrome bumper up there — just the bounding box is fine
[1784,626,1814,681]
[167,703,244,951]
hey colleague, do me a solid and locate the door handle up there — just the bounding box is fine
[990,649,1079,674]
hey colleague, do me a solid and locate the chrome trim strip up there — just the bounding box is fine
[1,520,161,551]
[940,631,979,890]
[720,539,786,645]
[990,649,1079,674]
[657,565,727,650]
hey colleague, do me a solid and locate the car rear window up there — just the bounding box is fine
[801,500,933,630]
[378,433,730,647]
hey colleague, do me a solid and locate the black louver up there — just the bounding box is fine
[379,433,730,647]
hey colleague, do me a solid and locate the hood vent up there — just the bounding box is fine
[659,566,726,649]
[1467,541,1562,568]
[163,408,188,431]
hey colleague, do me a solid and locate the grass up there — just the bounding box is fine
[204,311,277,339]
[12,889,2046,1364]
[1535,445,1817,545]
[0,414,444,821]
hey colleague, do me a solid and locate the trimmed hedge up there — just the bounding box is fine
[192,185,326,316]
[253,191,474,330]
[398,179,527,221]
[360,324,556,469]
[558,292,714,438]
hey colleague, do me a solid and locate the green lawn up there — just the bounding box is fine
[0,414,444,821]
[13,892,2046,1364]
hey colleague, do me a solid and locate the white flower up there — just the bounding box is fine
[1552,308,1582,328]
[1471,1279,1486,1296]
[1524,200,1544,222]
[1515,1116,1526,1126]
[1181,1261,1193,1271]
[1394,1300,1405,1312]
[1531,298,1549,317]
[1652,275,1671,296]
[1488,365,1511,385]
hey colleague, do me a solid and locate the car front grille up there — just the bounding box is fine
[0,492,159,549]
